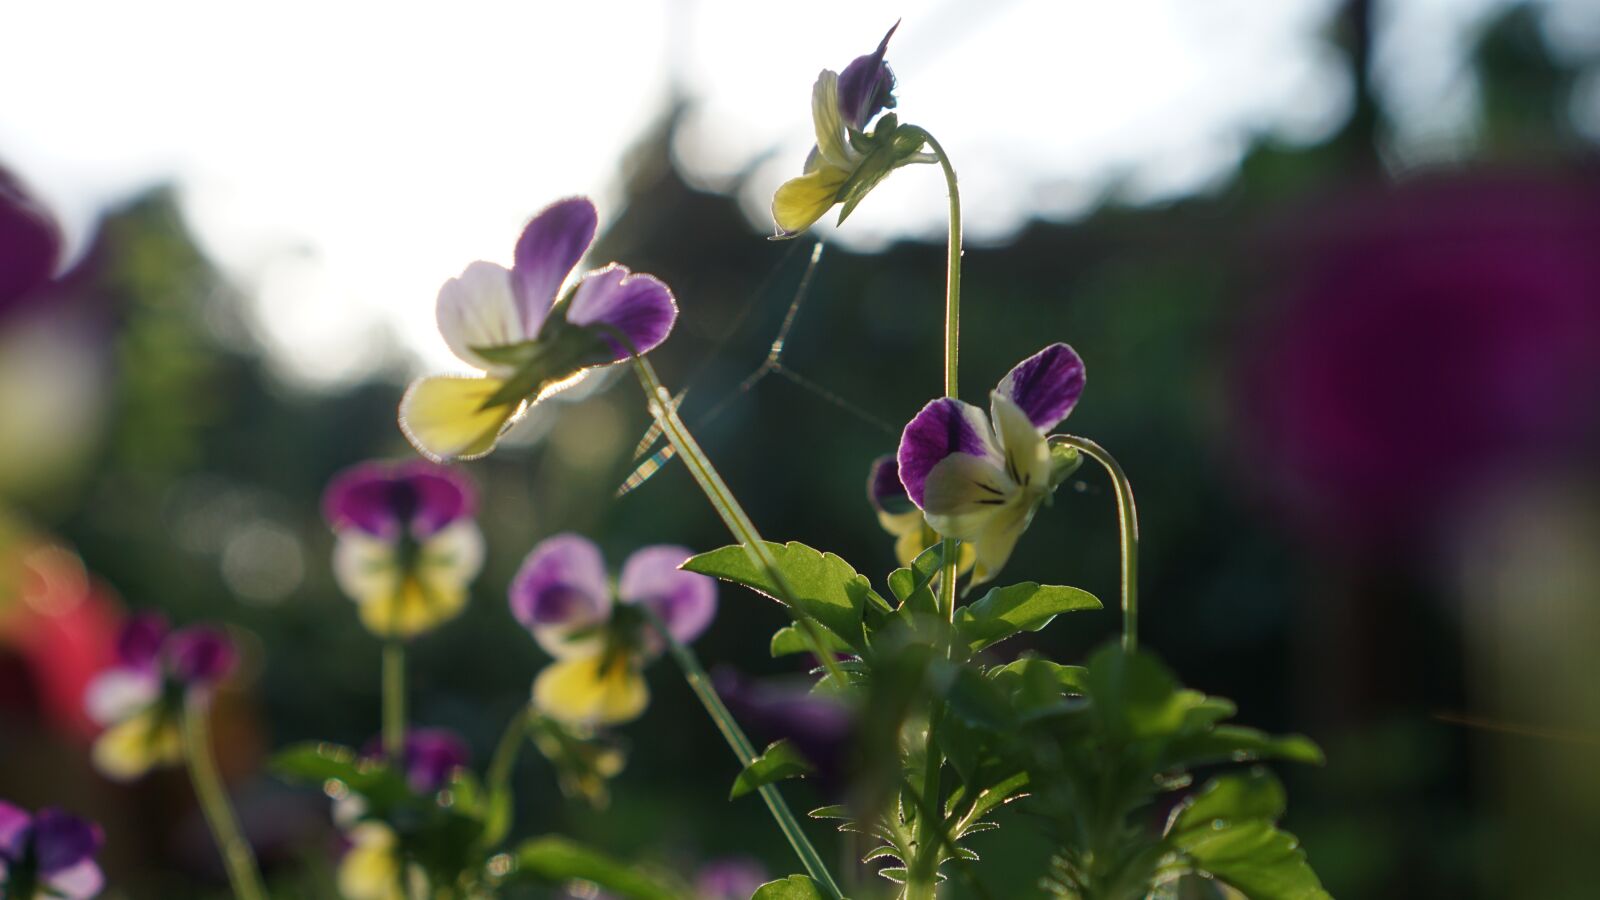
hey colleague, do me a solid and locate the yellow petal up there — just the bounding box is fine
[357,573,469,640]
[337,824,406,900]
[810,69,854,170]
[772,165,851,236]
[533,656,649,727]
[91,708,183,782]
[969,499,1037,587]
[398,375,517,462]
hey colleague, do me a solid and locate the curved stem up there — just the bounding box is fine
[183,697,268,900]
[639,605,844,900]
[1050,435,1140,652]
[382,640,406,759]
[922,132,962,399]
[486,704,532,801]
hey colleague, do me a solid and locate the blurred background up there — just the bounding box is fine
[3,0,1600,896]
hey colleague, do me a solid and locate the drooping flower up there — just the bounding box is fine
[897,343,1087,585]
[0,802,105,900]
[510,535,716,727]
[399,197,679,461]
[867,454,975,576]
[322,460,484,639]
[772,23,930,238]
[83,614,237,781]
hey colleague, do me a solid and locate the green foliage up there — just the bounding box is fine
[1166,771,1331,900]
[954,582,1102,653]
[510,835,686,899]
[752,874,828,900]
[835,116,930,225]
[683,541,888,653]
[731,739,816,799]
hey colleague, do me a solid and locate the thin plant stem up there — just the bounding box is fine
[638,605,844,900]
[923,132,962,399]
[1050,434,1140,652]
[182,696,268,900]
[382,640,406,759]
[486,704,532,799]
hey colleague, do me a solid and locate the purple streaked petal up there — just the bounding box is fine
[165,626,237,688]
[896,398,999,508]
[995,343,1086,432]
[867,454,914,516]
[322,461,475,540]
[115,612,168,671]
[0,166,61,318]
[30,808,102,875]
[836,22,899,130]
[0,801,29,862]
[510,533,612,648]
[513,197,598,338]
[563,264,678,361]
[618,545,716,647]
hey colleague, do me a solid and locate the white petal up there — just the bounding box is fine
[970,498,1038,586]
[435,261,525,374]
[83,668,160,726]
[922,452,1016,540]
[991,392,1052,495]
[418,520,485,586]
[332,532,400,607]
[811,70,856,170]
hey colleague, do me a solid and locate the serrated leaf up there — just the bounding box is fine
[955,583,1101,653]
[684,541,884,651]
[730,739,815,799]
[510,836,683,900]
[809,804,852,820]
[752,874,826,899]
[771,623,853,658]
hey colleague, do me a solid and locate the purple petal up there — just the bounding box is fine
[322,461,475,540]
[30,808,102,875]
[867,454,914,516]
[563,264,678,361]
[404,728,470,794]
[513,197,598,338]
[896,398,998,508]
[509,533,612,632]
[0,800,29,862]
[618,545,716,647]
[836,22,899,130]
[115,612,169,671]
[0,166,61,319]
[995,343,1086,432]
[165,626,237,688]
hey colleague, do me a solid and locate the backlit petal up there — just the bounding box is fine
[995,343,1085,432]
[618,545,716,650]
[897,398,1001,508]
[811,70,854,169]
[991,393,1052,496]
[564,264,678,361]
[921,452,1015,540]
[837,22,899,129]
[772,165,851,237]
[512,197,598,337]
[533,656,649,727]
[398,375,518,462]
[510,533,613,659]
[969,498,1037,586]
[435,261,523,372]
[867,454,915,517]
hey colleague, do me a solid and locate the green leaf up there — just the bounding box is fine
[511,836,684,900]
[941,662,1017,731]
[955,583,1102,653]
[684,541,884,651]
[1164,726,1326,769]
[987,657,1089,719]
[835,122,929,225]
[730,739,815,799]
[751,874,826,900]
[271,741,361,782]
[1167,771,1330,900]
[1083,645,1211,742]
[771,623,852,658]
[1172,769,1286,831]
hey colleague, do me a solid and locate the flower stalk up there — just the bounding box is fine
[182,696,267,900]
[1050,434,1140,651]
[382,640,407,760]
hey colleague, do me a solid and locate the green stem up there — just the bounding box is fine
[486,704,532,799]
[383,640,406,759]
[923,132,962,399]
[624,354,850,690]
[182,696,268,900]
[639,605,844,900]
[1050,435,1140,652]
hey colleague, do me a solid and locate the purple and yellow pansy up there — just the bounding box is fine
[897,343,1087,585]
[867,454,975,575]
[322,460,484,639]
[510,534,716,727]
[0,802,104,900]
[83,614,236,781]
[400,197,679,461]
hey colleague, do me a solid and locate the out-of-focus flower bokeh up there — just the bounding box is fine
[3,1,1600,897]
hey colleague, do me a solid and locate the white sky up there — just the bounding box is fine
[0,0,1544,387]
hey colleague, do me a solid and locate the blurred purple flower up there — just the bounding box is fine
[715,669,854,794]
[359,727,469,794]
[694,856,769,899]
[0,166,61,321]
[165,626,237,689]
[0,801,105,900]
[1239,171,1600,553]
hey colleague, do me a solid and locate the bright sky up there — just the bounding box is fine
[1,0,1535,387]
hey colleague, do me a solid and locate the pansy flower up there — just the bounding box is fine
[0,802,104,900]
[335,728,469,900]
[510,535,715,726]
[400,197,679,461]
[772,23,930,237]
[83,614,236,781]
[897,343,1087,585]
[323,461,484,639]
[358,728,470,795]
[867,454,974,576]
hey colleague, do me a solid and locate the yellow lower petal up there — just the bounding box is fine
[772,165,851,236]
[357,574,469,640]
[92,709,183,782]
[398,375,517,462]
[337,824,406,900]
[533,656,649,726]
